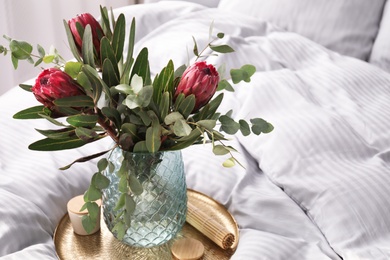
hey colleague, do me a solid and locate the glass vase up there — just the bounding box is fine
[102,148,187,248]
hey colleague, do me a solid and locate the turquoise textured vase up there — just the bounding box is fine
[102,148,187,248]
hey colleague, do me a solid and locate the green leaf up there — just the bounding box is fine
[35,128,75,139]
[209,44,234,53]
[43,55,55,64]
[102,58,120,88]
[67,114,98,128]
[146,126,161,152]
[97,158,108,172]
[34,58,43,67]
[231,64,256,84]
[178,94,195,118]
[101,36,119,80]
[251,118,274,134]
[102,107,121,129]
[193,93,224,121]
[128,174,143,196]
[19,84,33,92]
[53,95,94,108]
[82,25,95,68]
[11,54,19,69]
[133,141,148,153]
[192,36,199,56]
[125,193,136,214]
[121,18,136,85]
[131,47,151,86]
[63,20,82,62]
[13,106,45,119]
[9,40,32,59]
[99,6,113,40]
[114,193,126,211]
[118,174,128,193]
[65,61,83,79]
[75,127,98,141]
[28,136,88,151]
[217,32,225,39]
[173,119,192,137]
[37,44,45,57]
[76,72,93,96]
[82,65,107,103]
[197,120,216,131]
[121,123,138,139]
[91,172,110,190]
[219,115,240,135]
[166,128,202,150]
[164,112,183,125]
[213,145,230,155]
[86,202,99,220]
[159,92,170,122]
[239,119,251,136]
[222,157,236,167]
[84,185,102,201]
[113,221,126,240]
[217,79,234,92]
[81,215,96,234]
[111,13,126,62]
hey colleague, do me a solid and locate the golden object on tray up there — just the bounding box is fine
[54,189,239,259]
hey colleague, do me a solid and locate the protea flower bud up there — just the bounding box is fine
[174,61,219,112]
[68,13,104,64]
[32,68,85,110]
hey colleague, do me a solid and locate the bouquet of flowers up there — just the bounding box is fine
[0,7,273,235]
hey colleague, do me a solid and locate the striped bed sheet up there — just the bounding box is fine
[0,2,389,259]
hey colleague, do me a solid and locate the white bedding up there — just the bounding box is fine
[1,2,390,259]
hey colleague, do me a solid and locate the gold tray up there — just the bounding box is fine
[54,189,239,259]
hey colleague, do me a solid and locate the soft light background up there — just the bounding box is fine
[0,0,139,96]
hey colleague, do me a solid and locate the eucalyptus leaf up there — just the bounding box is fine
[91,172,110,190]
[219,115,240,135]
[209,44,234,54]
[213,145,230,155]
[239,119,251,136]
[113,221,126,240]
[222,157,236,167]
[251,118,274,135]
[97,158,108,172]
[173,119,192,137]
[133,141,148,153]
[65,61,82,78]
[9,40,33,59]
[197,119,216,131]
[81,215,96,234]
[114,193,126,211]
[84,185,101,201]
[164,112,183,125]
[128,174,143,196]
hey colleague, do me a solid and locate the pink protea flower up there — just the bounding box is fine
[174,61,219,112]
[32,68,85,110]
[68,13,104,63]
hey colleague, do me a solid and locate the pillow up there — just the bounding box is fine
[143,0,220,8]
[218,0,386,60]
[369,1,390,73]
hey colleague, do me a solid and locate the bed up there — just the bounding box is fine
[1,0,390,259]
